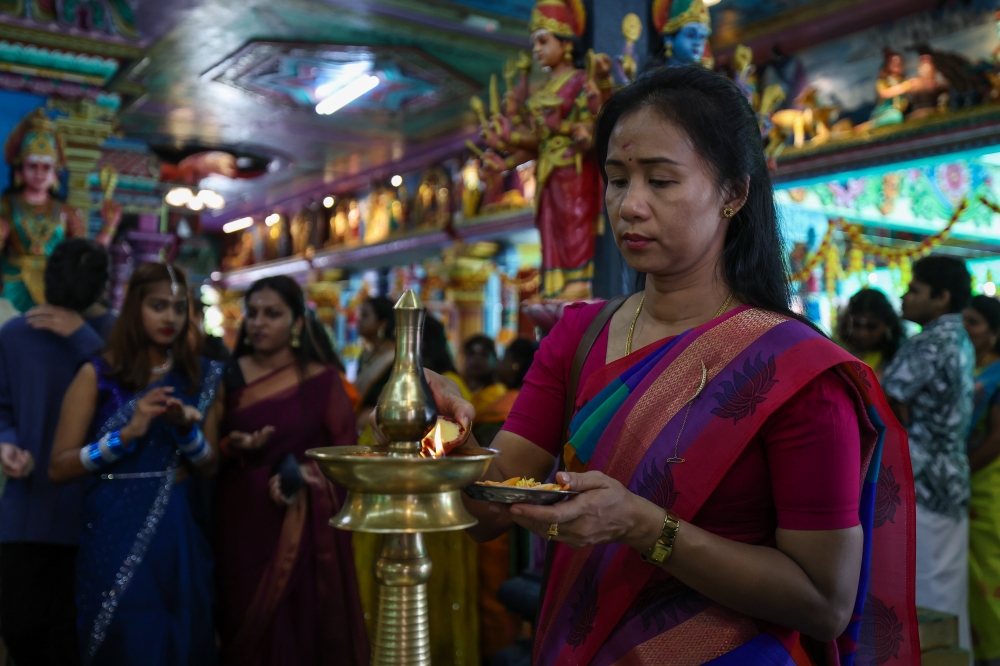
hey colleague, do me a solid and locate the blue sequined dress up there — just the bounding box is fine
[76,357,224,665]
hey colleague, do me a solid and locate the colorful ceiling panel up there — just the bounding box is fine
[444,0,531,20]
[0,0,138,39]
[712,0,818,27]
[210,42,477,117]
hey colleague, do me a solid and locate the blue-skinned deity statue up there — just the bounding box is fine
[653,0,713,68]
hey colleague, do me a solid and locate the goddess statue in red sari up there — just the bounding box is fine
[479,0,611,300]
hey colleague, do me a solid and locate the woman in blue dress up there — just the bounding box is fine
[49,262,224,665]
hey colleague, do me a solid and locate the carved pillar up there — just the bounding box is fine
[448,270,490,344]
[51,99,115,230]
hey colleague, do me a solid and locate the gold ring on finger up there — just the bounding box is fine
[547,523,559,541]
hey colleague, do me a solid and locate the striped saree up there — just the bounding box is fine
[535,306,919,666]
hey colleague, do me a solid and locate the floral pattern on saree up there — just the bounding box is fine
[709,353,779,423]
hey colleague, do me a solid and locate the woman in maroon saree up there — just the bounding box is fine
[214,276,369,666]
[404,67,919,665]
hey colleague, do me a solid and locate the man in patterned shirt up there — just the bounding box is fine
[881,256,974,650]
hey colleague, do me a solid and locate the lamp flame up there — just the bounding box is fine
[420,421,447,458]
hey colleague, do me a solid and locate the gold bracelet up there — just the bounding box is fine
[640,510,680,566]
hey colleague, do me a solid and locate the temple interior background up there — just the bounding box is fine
[1,0,998,663]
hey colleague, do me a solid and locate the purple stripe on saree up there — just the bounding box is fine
[539,319,816,665]
[535,308,916,666]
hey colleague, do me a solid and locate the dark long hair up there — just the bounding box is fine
[970,295,1000,332]
[969,295,1000,355]
[233,275,336,368]
[105,263,201,393]
[306,310,345,372]
[837,289,905,363]
[504,338,538,389]
[595,66,796,320]
[554,35,586,70]
[365,296,396,341]
[422,315,458,375]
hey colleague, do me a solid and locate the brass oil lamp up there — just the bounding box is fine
[308,290,497,666]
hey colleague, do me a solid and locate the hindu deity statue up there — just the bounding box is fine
[653,0,713,68]
[868,50,909,128]
[0,109,119,311]
[479,0,611,300]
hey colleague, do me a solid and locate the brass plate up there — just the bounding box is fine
[464,482,578,505]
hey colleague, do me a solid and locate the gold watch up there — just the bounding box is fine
[641,510,680,565]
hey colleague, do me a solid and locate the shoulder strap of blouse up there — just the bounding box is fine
[561,296,628,459]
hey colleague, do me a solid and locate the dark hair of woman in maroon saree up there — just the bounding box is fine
[232,275,344,369]
[214,275,368,666]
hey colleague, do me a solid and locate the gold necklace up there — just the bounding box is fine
[625,295,645,356]
[625,291,734,355]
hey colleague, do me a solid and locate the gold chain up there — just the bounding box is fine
[625,294,645,355]
[625,291,734,356]
[715,291,735,318]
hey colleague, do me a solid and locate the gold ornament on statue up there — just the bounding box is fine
[620,13,644,82]
[623,13,642,42]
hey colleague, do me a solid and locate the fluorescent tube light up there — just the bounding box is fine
[223,217,254,233]
[315,75,379,115]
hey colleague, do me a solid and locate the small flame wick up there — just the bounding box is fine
[420,421,447,458]
[431,421,445,458]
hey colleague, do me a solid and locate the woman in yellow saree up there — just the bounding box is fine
[962,295,1000,663]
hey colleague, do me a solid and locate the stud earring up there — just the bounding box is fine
[723,206,735,218]
[291,327,301,349]
[243,335,252,347]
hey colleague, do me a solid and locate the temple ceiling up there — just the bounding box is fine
[117,0,525,224]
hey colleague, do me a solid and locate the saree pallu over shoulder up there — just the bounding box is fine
[77,359,224,664]
[536,307,918,666]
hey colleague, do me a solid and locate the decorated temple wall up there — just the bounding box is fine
[0,89,47,189]
[784,0,996,119]
[777,153,1000,244]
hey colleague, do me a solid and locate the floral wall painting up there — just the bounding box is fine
[776,155,1000,242]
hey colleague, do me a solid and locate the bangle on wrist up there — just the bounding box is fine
[79,430,134,472]
[174,424,213,466]
[640,510,680,566]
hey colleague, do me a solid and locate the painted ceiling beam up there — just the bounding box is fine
[713,0,938,62]
[315,0,528,47]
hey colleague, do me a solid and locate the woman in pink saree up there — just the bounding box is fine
[414,67,919,666]
[214,276,369,666]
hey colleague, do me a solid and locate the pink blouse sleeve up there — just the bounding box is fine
[501,302,602,455]
[762,370,863,531]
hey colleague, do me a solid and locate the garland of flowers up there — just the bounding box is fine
[980,195,1000,216]
[839,198,967,261]
[788,199,968,285]
[788,220,836,283]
